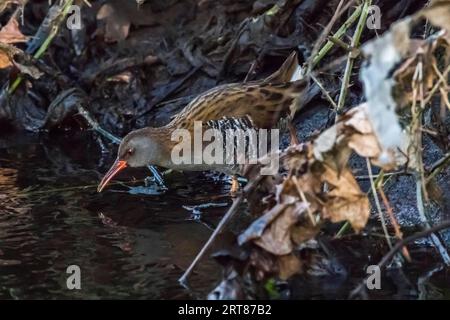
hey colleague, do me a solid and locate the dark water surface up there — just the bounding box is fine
[1,133,450,300]
[0,133,230,299]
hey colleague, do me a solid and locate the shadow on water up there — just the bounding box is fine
[0,132,231,299]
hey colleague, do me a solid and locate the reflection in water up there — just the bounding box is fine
[0,133,227,299]
[1,133,450,299]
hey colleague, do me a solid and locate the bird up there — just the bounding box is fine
[97,51,313,194]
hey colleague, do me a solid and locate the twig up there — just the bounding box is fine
[355,171,411,180]
[292,176,316,226]
[378,186,411,261]
[366,158,393,249]
[426,152,450,184]
[411,59,450,266]
[77,105,166,187]
[307,0,355,73]
[423,65,450,106]
[8,0,74,94]
[415,175,450,265]
[307,0,347,72]
[350,220,450,299]
[311,3,362,68]
[327,36,353,53]
[77,105,121,144]
[310,74,338,110]
[336,0,371,117]
[179,176,263,286]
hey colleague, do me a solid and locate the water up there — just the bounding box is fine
[1,132,450,300]
[0,132,230,299]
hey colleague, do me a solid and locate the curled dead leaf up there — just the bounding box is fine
[239,202,308,256]
[0,16,28,44]
[320,164,370,232]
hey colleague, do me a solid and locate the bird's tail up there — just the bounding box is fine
[263,51,318,116]
[263,51,300,84]
[293,78,318,108]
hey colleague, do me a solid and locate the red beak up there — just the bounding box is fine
[97,159,128,192]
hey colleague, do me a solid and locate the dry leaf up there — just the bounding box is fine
[324,196,370,232]
[348,133,380,158]
[321,164,370,232]
[254,203,307,255]
[0,16,28,44]
[0,50,12,68]
[421,0,450,31]
[13,61,43,79]
[344,105,374,134]
[0,42,19,69]
[277,254,303,280]
[238,203,290,245]
[313,125,338,161]
[239,202,308,255]
[97,3,131,42]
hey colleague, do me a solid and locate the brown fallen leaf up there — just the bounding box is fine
[348,133,380,158]
[277,254,303,280]
[238,203,291,245]
[344,105,375,135]
[96,0,159,43]
[0,42,20,69]
[421,0,450,31]
[0,50,11,68]
[0,15,28,44]
[321,164,370,232]
[253,203,307,255]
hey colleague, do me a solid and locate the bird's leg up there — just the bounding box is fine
[230,175,240,197]
[288,121,300,145]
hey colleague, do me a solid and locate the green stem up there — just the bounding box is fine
[336,0,371,115]
[8,0,74,94]
[311,4,363,68]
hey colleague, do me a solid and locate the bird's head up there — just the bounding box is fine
[97,128,167,192]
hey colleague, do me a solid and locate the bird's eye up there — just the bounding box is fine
[127,148,134,156]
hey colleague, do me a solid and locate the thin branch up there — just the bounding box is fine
[378,186,411,261]
[310,74,338,110]
[179,176,263,286]
[426,152,450,184]
[311,3,363,69]
[8,0,74,94]
[336,0,372,117]
[77,105,166,187]
[415,175,450,265]
[307,0,349,72]
[423,65,450,105]
[350,220,450,299]
[366,158,393,249]
[77,105,121,144]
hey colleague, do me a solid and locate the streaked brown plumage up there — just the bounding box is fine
[98,52,310,192]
